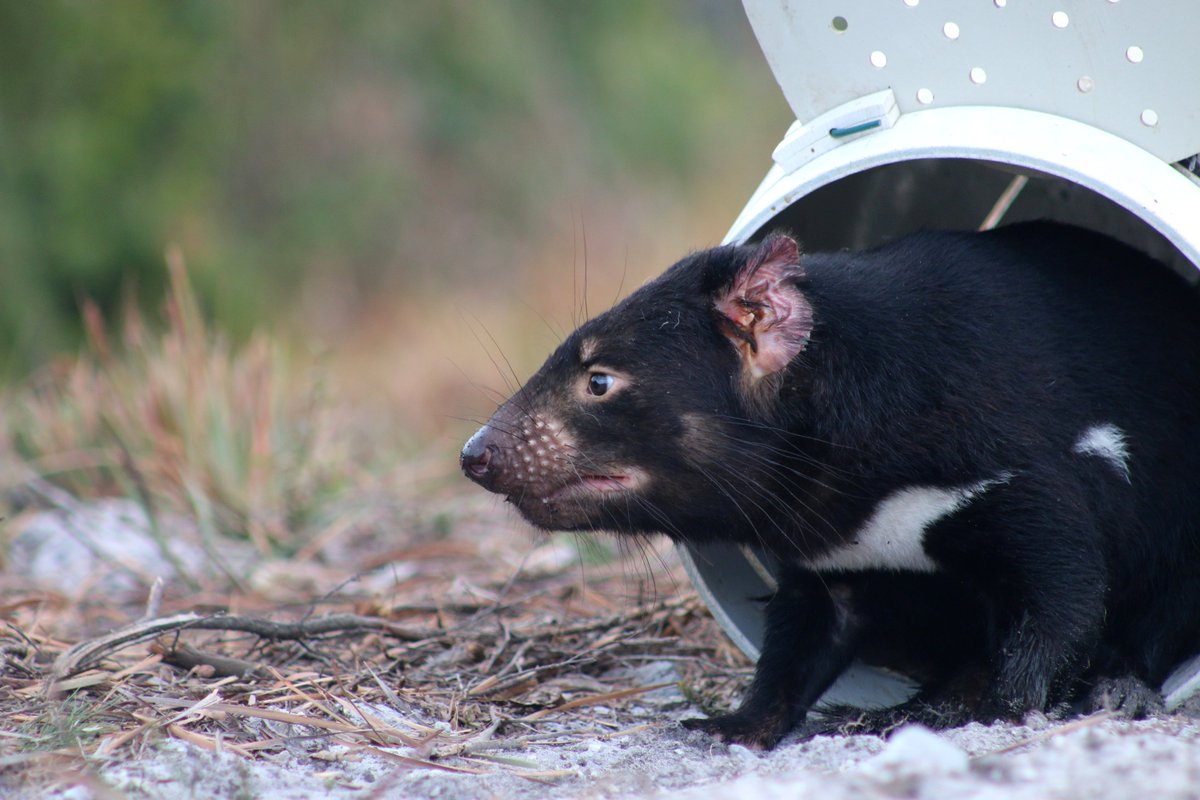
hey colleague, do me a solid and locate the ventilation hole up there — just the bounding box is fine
[870,50,888,68]
[1126,46,1144,63]
[917,87,935,104]
[1140,109,1159,127]
[969,67,987,84]
[943,21,960,39]
[1077,76,1095,93]
[903,0,919,7]
[994,0,1007,6]
[832,16,849,32]
[1052,11,1069,28]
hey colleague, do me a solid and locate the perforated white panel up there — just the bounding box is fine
[744,0,1200,163]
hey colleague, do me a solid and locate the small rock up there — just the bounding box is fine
[862,725,970,778]
[728,743,759,763]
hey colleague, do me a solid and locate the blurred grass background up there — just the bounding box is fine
[0,1,793,565]
[0,1,789,382]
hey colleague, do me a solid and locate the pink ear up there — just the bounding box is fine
[715,234,813,379]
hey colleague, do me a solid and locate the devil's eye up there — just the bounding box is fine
[587,373,615,397]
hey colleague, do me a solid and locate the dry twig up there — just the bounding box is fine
[51,612,432,685]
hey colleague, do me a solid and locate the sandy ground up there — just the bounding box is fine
[31,685,1200,799]
[12,497,1200,799]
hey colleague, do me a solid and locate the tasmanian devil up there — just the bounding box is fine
[460,220,1200,748]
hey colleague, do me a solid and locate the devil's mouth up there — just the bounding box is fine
[543,469,645,503]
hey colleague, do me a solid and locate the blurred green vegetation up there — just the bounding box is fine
[0,0,790,377]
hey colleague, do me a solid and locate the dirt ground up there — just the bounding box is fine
[7,491,1200,799]
[33,702,1200,799]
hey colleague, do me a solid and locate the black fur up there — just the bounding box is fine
[461,221,1200,748]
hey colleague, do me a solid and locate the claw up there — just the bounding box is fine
[681,711,791,750]
[1085,676,1163,718]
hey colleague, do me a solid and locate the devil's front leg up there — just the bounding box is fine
[683,565,861,749]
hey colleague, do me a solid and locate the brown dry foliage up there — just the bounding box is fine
[0,524,750,792]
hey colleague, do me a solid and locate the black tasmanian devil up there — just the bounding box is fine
[460,221,1200,748]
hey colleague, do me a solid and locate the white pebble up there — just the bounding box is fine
[728,744,759,763]
[862,725,969,777]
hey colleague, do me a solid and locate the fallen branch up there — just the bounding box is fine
[151,639,268,679]
[51,612,434,686]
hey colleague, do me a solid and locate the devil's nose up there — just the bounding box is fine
[461,444,495,478]
[461,427,498,483]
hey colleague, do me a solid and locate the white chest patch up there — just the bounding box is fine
[803,473,1013,573]
[1072,423,1132,483]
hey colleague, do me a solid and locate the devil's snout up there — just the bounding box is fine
[461,425,500,490]
[461,408,574,509]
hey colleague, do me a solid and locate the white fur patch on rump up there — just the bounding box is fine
[804,473,1013,573]
[1072,423,1132,483]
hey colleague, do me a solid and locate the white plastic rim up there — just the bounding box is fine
[679,104,1200,708]
[726,105,1200,266]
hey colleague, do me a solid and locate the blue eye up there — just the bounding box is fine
[588,373,614,396]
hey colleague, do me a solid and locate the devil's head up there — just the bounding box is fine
[461,234,820,546]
